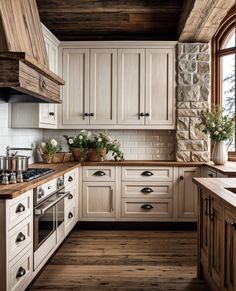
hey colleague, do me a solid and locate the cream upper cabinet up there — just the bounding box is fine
[145,48,174,126]
[61,48,89,125]
[178,167,200,220]
[118,49,145,125]
[11,24,59,129]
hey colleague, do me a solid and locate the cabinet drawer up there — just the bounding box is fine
[65,205,77,234]
[37,178,58,204]
[83,166,115,181]
[64,169,77,187]
[65,186,77,209]
[7,190,33,230]
[206,168,217,178]
[8,216,32,262]
[8,247,32,291]
[121,199,173,218]
[122,167,173,181]
[122,182,173,199]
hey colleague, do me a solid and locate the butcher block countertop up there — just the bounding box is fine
[193,177,236,208]
[0,162,80,199]
[206,161,236,175]
[81,160,205,166]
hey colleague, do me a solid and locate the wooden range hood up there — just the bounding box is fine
[0,0,64,103]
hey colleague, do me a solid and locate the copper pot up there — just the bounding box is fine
[71,148,81,162]
[88,148,107,162]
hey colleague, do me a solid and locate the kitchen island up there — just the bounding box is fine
[193,177,236,291]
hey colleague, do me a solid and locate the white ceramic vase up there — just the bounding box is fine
[212,141,228,165]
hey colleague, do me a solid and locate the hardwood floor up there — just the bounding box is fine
[29,230,209,291]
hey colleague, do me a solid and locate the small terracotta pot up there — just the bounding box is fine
[71,148,81,162]
[88,148,107,162]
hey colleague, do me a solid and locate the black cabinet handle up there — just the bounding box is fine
[49,112,55,116]
[93,171,106,176]
[146,113,150,117]
[141,204,153,210]
[208,173,214,177]
[90,112,94,117]
[68,212,73,219]
[16,232,26,243]
[68,193,73,200]
[180,176,184,181]
[230,223,236,230]
[16,203,25,213]
[141,171,154,177]
[141,187,153,193]
[16,267,26,278]
[140,113,145,117]
[68,176,73,182]
[84,113,89,117]
[205,197,214,220]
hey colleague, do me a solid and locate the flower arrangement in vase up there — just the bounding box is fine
[197,107,235,165]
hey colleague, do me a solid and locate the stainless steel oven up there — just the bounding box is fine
[33,176,68,270]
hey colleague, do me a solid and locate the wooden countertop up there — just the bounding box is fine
[0,162,80,200]
[193,177,236,208]
[81,160,205,166]
[205,161,236,175]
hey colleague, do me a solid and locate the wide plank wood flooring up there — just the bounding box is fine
[29,230,209,291]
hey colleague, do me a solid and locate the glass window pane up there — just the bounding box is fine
[221,53,235,151]
[221,28,235,49]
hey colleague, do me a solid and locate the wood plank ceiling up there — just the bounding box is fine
[37,0,186,41]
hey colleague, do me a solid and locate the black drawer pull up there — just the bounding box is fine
[68,212,73,219]
[16,232,26,243]
[140,112,145,117]
[231,223,236,230]
[16,203,25,213]
[68,193,74,200]
[141,204,153,210]
[141,187,153,193]
[141,171,154,177]
[16,267,26,278]
[93,171,106,176]
[180,176,184,181]
[208,173,214,177]
[49,112,55,116]
[68,176,73,182]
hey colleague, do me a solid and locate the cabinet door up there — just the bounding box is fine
[62,48,89,125]
[145,48,174,126]
[224,209,236,291]
[90,49,117,125]
[178,167,200,219]
[199,191,211,270]
[210,199,224,289]
[82,182,115,219]
[118,49,145,124]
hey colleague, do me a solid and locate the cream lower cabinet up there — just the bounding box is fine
[178,167,201,220]
[82,182,116,220]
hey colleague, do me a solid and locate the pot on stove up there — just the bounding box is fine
[0,155,30,172]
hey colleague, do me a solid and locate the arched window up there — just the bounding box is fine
[212,7,236,154]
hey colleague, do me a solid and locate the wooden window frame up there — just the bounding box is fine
[211,7,236,160]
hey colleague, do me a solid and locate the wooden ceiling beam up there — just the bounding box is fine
[178,0,235,42]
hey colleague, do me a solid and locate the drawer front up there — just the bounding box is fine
[7,190,33,230]
[65,205,77,234]
[19,61,60,103]
[122,167,173,182]
[39,178,58,202]
[122,182,173,199]
[206,168,217,178]
[64,169,78,188]
[83,166,115,181]
[8,216,32,262]
[121,199,173,218]
[65,186,77,209]
[9,247,32,291]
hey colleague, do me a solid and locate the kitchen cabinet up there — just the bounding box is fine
[206,167,228,178]
[59,41,176,129]
[178,167,200,220]
[11,24,59,129]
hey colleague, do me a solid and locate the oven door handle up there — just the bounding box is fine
[34,191,70,215]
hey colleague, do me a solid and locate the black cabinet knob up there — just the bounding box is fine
[146,113,150,117]
[141,171,154,177]
[180,176,184,180]
[16,203,25,213]
[141,187,153,193]
[141,204,153,210]
[84,113,89,116]
[49,112,55,116]
[16,232,26,243]
[93,171,106,176]
[16,267,26,278]
[68,176,73,182]
[231,222,236,230]
[208,173,214,177]
[140,113,145,117]
[68,212,73,219]
[90,112,94,117]
[68,193,73,200]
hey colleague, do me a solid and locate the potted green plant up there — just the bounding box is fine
[87,131,124,162]
[64,130,90,161]
[197,107,235,165]
[39,139,62,163]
